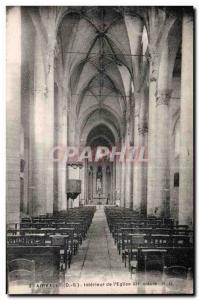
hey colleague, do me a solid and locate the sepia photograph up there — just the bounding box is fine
[6,5,194,295]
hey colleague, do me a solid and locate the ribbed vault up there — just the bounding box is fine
[57,6,147,146]
[87,124,115,147]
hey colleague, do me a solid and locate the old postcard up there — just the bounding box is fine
[6,6,194,295]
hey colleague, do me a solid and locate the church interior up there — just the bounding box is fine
[6,6,194,294]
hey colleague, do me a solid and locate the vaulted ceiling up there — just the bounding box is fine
[57,7,137,145]
[23,6,182,148]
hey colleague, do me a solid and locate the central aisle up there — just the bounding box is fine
[62,206,133,294]
[60,206,165,294]
[76,206,129,281]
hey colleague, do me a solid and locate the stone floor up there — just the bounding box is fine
[59,206,193,295]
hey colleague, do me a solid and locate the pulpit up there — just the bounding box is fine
[67,179,81,200]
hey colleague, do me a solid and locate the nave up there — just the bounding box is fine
[63,207,193,294]
[64,207,131,294]
[7,205,193,294]
[6,6,194,295]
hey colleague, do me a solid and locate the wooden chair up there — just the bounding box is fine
[128,234,145,275]
[142,248,167,273]
[162,265,193,294]
[7,234,46,246]
[8,258,35,292]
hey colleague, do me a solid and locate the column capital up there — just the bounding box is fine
[156,90,172,106]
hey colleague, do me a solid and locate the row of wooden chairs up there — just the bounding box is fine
[7,206,96,290]
[104,206,194,293]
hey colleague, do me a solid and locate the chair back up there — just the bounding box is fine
[163,265,191,279]
[130,234,145,247]
[8,258,35,284]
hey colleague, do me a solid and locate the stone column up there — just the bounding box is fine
[120,140,126,207]
[154,41,171,218]
[155,91,170,217]
[57,85,67,211]
[124,98,134,209]
[80,164,85,205]
[112,160,116,204]
[149,41,172,217]
[61,90,68,210]
[121,161,126,207]
[125,126,133,209]
[84,159,88,203]
[6,7,21,225]
[132,93,141,211]
[53,83,59,212]
[137,89,148,215]
[115,158,121,205]
[178,12,193,226]
[32,34,47,216]
[147,52,159,215]
[23,140,29,214]
[124,14,143,211]
[45,40,55,214]
[125,160,132,208]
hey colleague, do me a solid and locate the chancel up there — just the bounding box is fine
[6,6,194,295]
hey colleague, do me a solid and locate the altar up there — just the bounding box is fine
[86,161,115,205]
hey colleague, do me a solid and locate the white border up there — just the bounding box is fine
[0,1,198,299]
[0,0,199,6]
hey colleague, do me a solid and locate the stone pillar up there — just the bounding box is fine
[32,34,47,216]
[125,128,133,208]
[115,158,121,205]
[84,159,88,203]
[53,83,59,212]
[61,163,67,211]
[178,12,193,226]
[120,142,126,207]
[133,94,140,211]
[23,141,29,214]
[61,91,68,210]
[155,91,170,217]
[151,40,171,218]
[56,86,67,211]
[137,89,148,215]
[125,160,132,208]
[124,14,143,211]
[121,162,126,207]
[124,98,134,209]
[147,52,159,215]
[111,161,115,204]
[6,7,21,225]
[45,41,55,214]
[80,163,85,205]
